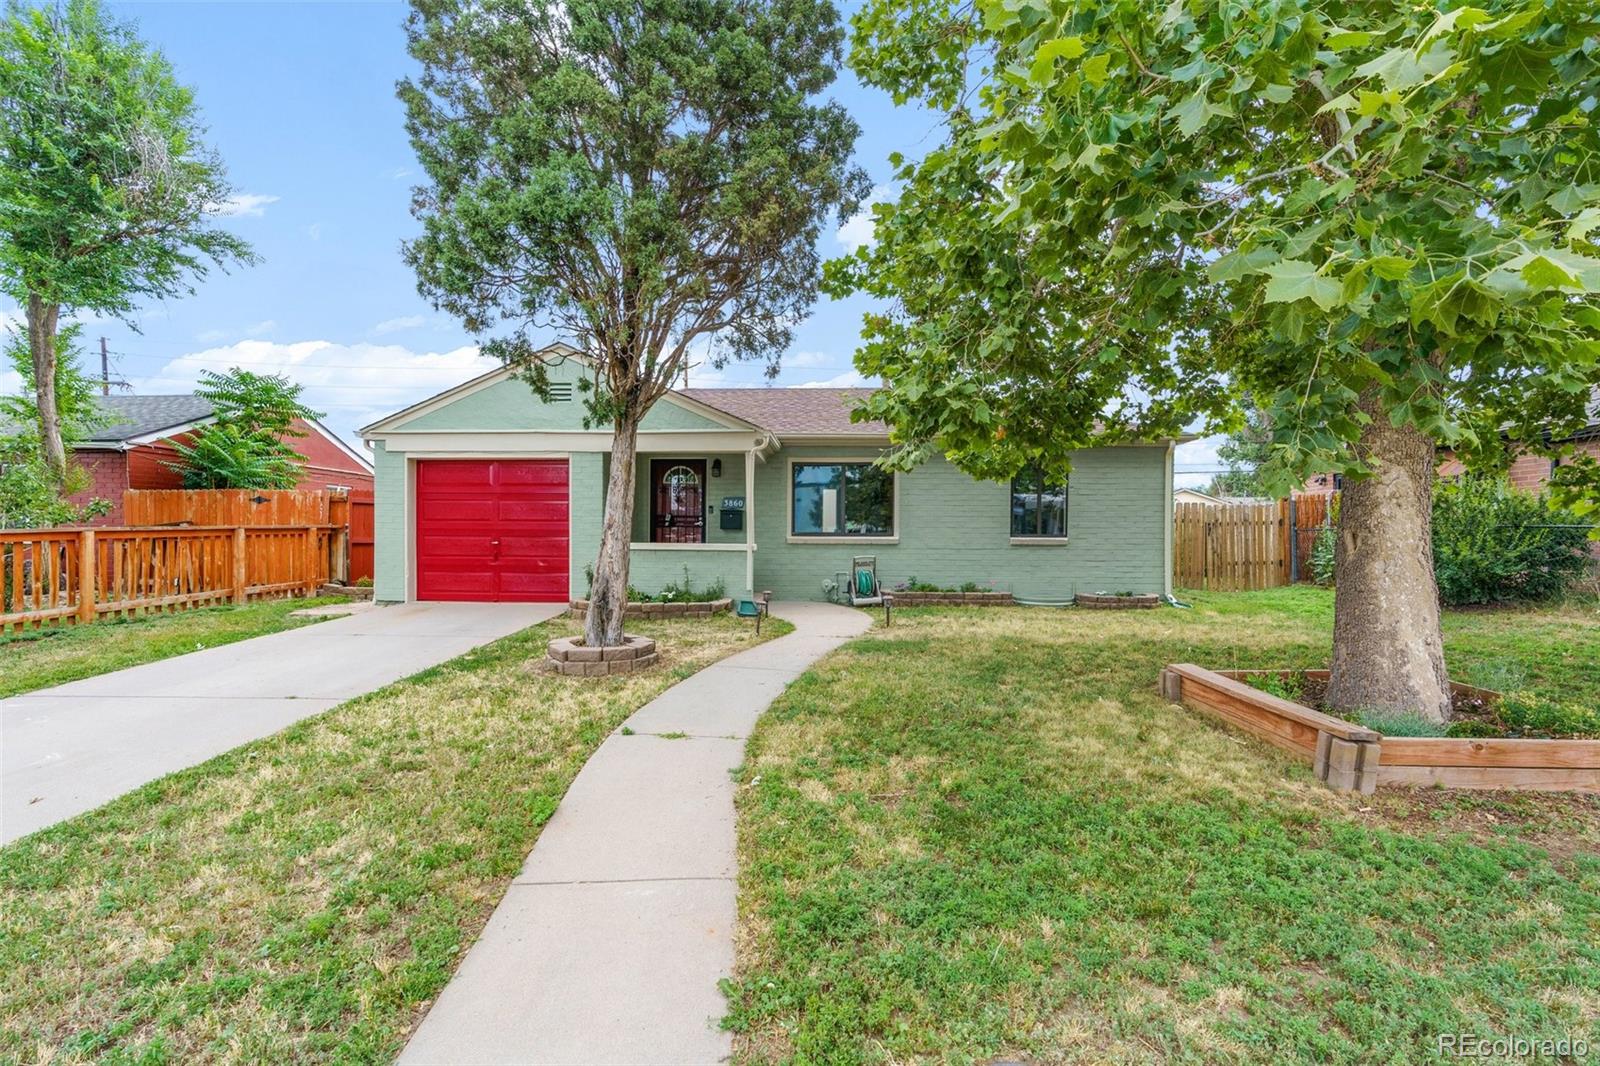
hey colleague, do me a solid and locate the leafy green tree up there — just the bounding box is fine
[1206,404,1271,498]
[165,368,321,489]
[0,323,111,527]
[0,0,252,482]
[831,0,1600,721]
[400,0,869,646]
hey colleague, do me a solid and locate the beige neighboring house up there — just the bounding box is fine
[1174,488,1273,506]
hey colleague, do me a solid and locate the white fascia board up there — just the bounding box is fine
[370,429,767,454]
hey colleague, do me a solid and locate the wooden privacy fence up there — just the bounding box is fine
[124,488,332,526]
[1174,499,1292,591]
[1,525,337,633]
[123,487,370,583]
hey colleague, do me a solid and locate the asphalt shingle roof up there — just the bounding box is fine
[81,395,215,443]
[679,387,886,436]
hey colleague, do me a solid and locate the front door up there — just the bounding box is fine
[650,459,706,543]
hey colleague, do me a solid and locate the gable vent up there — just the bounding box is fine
[547,382,574,402]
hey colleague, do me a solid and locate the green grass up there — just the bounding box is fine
[0,612,790,1064]
[727,587,1600,1063]
[0,597,349,699]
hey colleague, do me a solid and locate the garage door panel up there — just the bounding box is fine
[418,499,498,524]
[496,463,568,486]
[416,459,569,603]
[419,461,496,488]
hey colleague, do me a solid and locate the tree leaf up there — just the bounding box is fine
[1207,246,1280,282]
[1262,260,1344,311]
[1030,36,1086,84]
[1166,89,1229,136]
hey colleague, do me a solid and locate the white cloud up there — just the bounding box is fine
[195,328,227,343]
[371,314,428,335]
[390,167,412,181]
[306,223,322,241]
[245,319,276,337]
[797,369,873,389]
[209,193,280,218]
[835,184,896,254]
[1173,434,1225,490]
[128,339,499,448]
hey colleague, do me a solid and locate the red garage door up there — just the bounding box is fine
[415,459,569,602]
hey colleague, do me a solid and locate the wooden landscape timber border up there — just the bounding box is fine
[1160,664,1600,793]
[567,597,732,620]
[1,525,339,634]
[888,591,1013,606]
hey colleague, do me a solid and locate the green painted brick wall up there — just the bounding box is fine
[372,440,408,602]
[375,435,1171,604]
[749,445,1171,601]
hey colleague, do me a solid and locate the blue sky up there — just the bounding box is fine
[1,1,1219,483]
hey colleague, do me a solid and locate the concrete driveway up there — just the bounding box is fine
[1,600,562,844]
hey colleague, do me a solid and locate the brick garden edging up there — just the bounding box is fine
[1076,592,1160,609]
[888,591,1013,606]
[567,598,731,620]
[1161,664,1600,793]
[547,634,659,676]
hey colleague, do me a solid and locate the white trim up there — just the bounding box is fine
[1010,537,1070,546]
[784,454,900,542]
[628,542,750,552]
[370,430,765,454]
[124,417,214,446]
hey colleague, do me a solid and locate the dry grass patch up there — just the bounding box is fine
[726,589,1600,1064]
[0,611,787,1064]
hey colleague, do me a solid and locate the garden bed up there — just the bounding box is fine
[1161,664,1600,793]
[567,597,731,619]
[887,590,1013,606]
[1076,592,1160,609]
[547,634,659,676]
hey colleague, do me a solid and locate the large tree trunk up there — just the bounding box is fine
[1323,398,1451,724]
[584,416,640,648]
[25,295,67,483]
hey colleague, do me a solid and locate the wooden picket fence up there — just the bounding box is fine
[1173,499,1292,591]
[1,524,338,633]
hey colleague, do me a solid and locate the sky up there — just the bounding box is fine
[0,0,1221,485]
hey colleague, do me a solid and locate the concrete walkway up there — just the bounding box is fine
[399,601,871,1066]
[1,601,560,844]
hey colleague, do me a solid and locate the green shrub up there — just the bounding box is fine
[355,576,374,588]
[1444,719,1502,739]
[1309,478,1593,601]
[1498,691,1600,738]
[1431,477,1593,606]
[1356,710,1447,737]
[1244,673,1302,702]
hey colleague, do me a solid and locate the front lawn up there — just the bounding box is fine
[0,597,346,699]
[0,612,788,1064]
[727,587,1600,1063]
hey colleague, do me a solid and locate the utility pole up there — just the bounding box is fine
[100,336,110,396]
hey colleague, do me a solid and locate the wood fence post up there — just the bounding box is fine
[304,525,319,596]
[232,526,248,604]
[78,529,97,623]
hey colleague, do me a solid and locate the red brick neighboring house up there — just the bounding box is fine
[1303,391,1600,495]
[53,395,373,525]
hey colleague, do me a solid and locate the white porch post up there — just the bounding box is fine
[745,447,756,595]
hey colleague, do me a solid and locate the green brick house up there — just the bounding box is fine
[361,345,1182,604]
